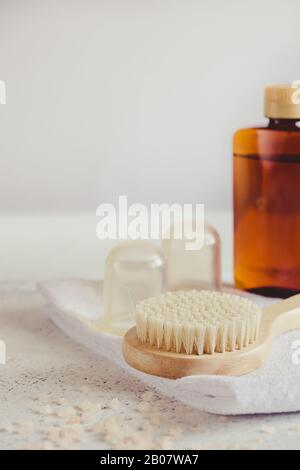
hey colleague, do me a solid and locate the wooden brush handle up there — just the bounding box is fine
[261,293,300,339]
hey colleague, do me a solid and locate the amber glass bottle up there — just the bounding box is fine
[234,85,300,298]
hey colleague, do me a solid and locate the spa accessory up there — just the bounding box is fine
[83,221,221,335]
[234,83,300,297]
[123,291,300,379]
[162,224,221,291]
[39,279,300,415]
[100,240,166,334]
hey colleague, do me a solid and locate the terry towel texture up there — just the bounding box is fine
[39,279,300,416]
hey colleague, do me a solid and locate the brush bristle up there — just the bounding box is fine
[135,290,262,355]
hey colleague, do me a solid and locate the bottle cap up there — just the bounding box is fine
[264,83,300,119]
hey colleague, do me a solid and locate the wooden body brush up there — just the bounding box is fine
[122,290,300,378]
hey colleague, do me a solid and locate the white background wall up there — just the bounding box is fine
[1,0,300,213]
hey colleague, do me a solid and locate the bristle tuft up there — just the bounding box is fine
[135,290,262,356]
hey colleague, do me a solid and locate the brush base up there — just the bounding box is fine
[122,327,264,379]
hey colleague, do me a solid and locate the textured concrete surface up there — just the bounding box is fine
[0,283,300,450]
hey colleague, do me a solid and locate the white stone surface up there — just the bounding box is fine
[0,283,300,450]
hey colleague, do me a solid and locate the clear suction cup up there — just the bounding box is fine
[162,222,221,291]
[98,241,166,334]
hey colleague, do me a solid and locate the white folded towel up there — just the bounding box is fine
[39,279,300,416]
